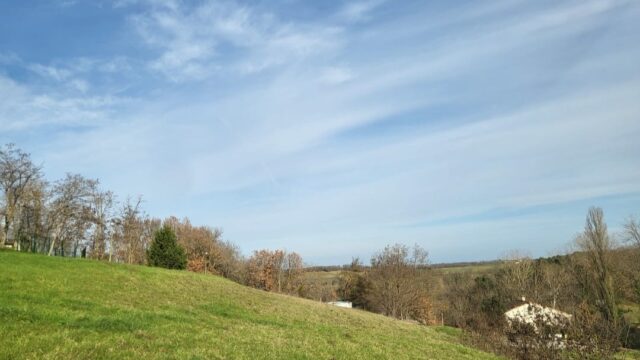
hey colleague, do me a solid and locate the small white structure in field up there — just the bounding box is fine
[505,299,571,332]
[327,301,352,308]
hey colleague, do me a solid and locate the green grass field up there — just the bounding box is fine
[303,262,503,288]
[430,263,502,275]
[0,251,501,360]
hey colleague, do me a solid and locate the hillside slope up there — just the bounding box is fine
[0,251,500,359]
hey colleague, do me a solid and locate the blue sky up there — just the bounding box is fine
[1,0,639,265]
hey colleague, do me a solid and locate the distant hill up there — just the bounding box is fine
[0,250,500,359]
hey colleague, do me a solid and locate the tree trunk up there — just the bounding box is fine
[48,237,56,256]
[2,216,9,247]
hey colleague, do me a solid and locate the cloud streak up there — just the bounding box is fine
[1,0,639,264]
[129,0,344,80]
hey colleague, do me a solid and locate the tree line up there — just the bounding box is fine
[0,144,308,292]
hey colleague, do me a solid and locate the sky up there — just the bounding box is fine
[0,0,639,265]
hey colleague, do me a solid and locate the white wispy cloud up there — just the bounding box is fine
[318,66,354,85]
[28,63,74,81]
[0,74,129,131]
[128,0,344,80]
[1,0,639,263]
[336,0,385,23]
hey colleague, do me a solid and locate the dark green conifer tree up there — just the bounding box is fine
[147,225,187,270]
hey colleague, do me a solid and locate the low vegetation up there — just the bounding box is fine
[323,209,640,358]
[0,250,500,360]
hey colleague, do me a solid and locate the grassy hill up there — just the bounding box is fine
[0,250,500,360]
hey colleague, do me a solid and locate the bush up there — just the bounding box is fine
[147,225,187,270]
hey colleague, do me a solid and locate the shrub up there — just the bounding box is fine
[147,225,187,270]
[187,257,207,273]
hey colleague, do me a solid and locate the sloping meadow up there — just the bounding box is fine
[0,250,500,359]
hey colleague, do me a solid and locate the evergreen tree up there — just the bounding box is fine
[147,225,187,270]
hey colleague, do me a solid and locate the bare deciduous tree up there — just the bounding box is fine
[367,243,431,321]
[89,189,114,260]
[246,249,304,294]
[283,252,304,293]
[110,196,152,264]
[540,262,570,309]
[576,207,618,326]
[501,250,535,302]
[0,144,41,248]
[566,207,626,356]
[14,180,47,252]
[45,174,97,256]
[624,216,640,248]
